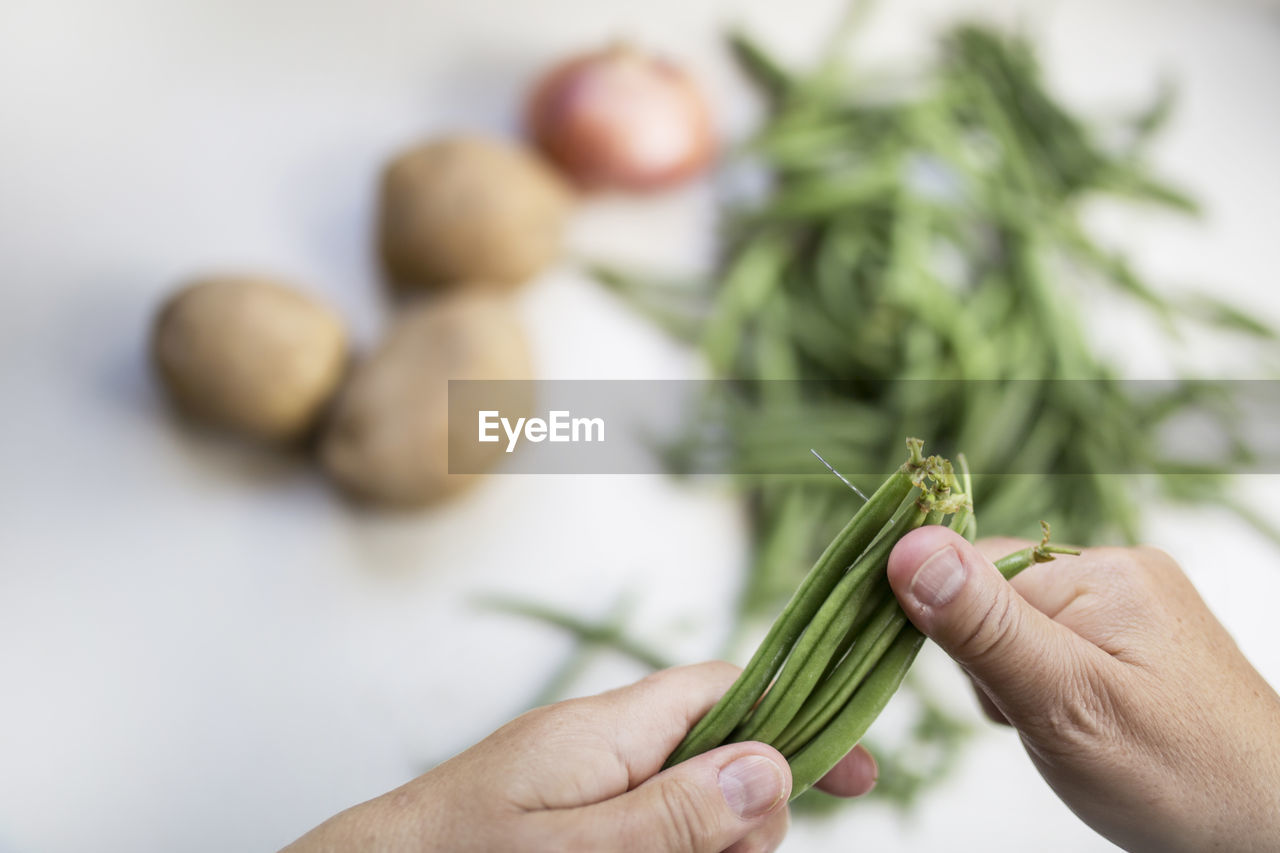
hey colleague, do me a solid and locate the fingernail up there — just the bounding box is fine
[910,546,966,608]
[719,755,786,819]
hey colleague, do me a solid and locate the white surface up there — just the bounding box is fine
[2,1,1279,851]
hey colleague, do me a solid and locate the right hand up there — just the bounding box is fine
[887,526,1280,853]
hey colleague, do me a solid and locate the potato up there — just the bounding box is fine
[378,135,572,291]
[320,291,533,506]
[151,275,347,441]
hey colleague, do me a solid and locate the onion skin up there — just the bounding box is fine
[527,44,716,192]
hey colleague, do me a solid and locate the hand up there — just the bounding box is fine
[887,527,1280,853]
[283,662,877,853]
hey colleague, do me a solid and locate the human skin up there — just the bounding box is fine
[886,528,1280,852]
[282,662,877,853]
[285,533,1280,852]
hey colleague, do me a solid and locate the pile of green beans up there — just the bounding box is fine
[592,18,1278,806]
[666,439,1076,796]
[597,21,1278,571]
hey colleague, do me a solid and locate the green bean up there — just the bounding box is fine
[477,596,673,672]
[788,626,927,798]
[727,31,794,103]
[747,167,900,223]
[774,593,902,756]
[954,455,976,541]
[729,499,929,745]
[814,585,892,685]
[774,491,974,754]
[786,527,1075,797]
[702,233,788,373]
[993,521,1080,579]
[735,487,822,627]
[663,441,924,768]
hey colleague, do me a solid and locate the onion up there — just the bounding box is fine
[527,44,716,192]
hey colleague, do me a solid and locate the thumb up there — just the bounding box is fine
[573,743,790,853]
[887,525,1091,717]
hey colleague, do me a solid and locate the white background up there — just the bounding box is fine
[2,0,1279,850]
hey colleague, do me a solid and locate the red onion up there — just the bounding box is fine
[527,44,716,192]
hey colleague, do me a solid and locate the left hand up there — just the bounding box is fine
[283,662,878,852]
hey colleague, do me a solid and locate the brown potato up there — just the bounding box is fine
[320,291,533,506]
[378,135,572,291]
[151,275,347,441]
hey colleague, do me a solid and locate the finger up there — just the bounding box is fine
[977,535,1070,722]
[813,743,878,798]
[489,662,744,811]
[976,536,1083,617]
[887,526,1107,717]
[974,536,1035,565]
[968,675,1011,726]
[980,540,1137,636]
[723,807,789,853]
[577,661,743,784]
[539,742,791,853]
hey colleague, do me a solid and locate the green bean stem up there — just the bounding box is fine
[994,521,1081,579]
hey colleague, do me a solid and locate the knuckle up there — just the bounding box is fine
[1032,660,1122,756]
[1088,545,1138,564]
[1084,549,1156,600]
[725,814,788,853]
[1134,546,1191,591]
[635,666,680,690]
[1128,547,1171,581]
[645,660,738,689]
[1100,546,1177,583]
[1132,544,1176,567]
[658,777,716,851]
[509,701,611,772]
[957,589,1022,663]
[699,659,744,682]
[1104,546,1193,608]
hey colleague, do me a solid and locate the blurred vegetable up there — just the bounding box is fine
[320,291,532,505]
[480,595,672,674]
[378,136,571,291]
[599,20,1278,586]
[587,17,1280,809]
[527,44,715,191]
[151,275,347,442]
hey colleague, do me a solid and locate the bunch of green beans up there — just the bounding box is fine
[666,438,1076,797]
